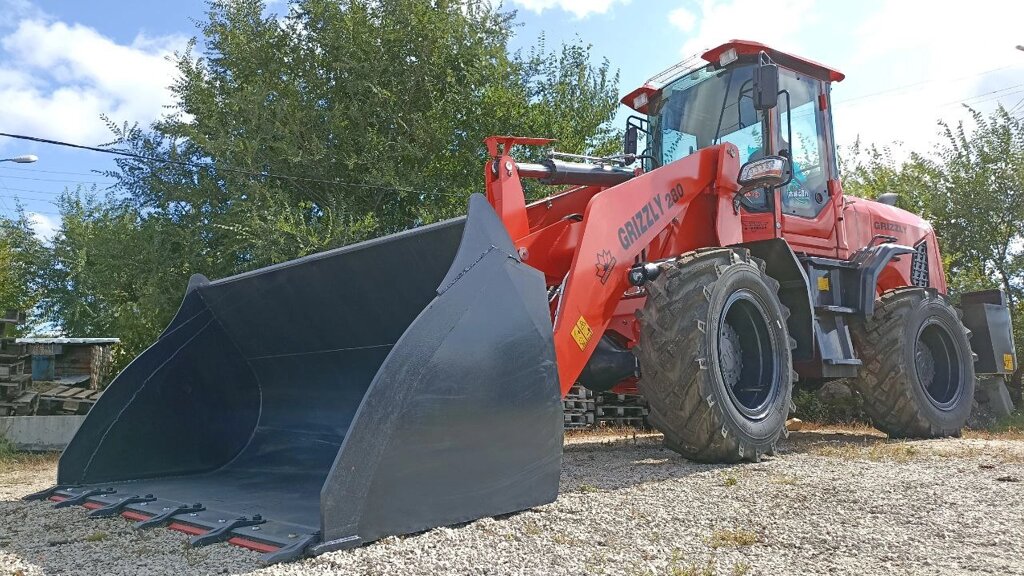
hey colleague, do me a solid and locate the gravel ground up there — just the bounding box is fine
[2,428,1023,576]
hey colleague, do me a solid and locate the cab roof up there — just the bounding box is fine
[621,39,845,114]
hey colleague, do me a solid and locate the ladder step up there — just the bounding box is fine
[824,358,863,366]
[816,305,856,314]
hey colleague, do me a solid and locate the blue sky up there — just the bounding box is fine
[1,0,1023,239]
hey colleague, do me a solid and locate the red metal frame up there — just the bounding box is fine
[487,139,742,395]
[483,41,946,399]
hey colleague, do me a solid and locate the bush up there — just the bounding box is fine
[792,382,869,425]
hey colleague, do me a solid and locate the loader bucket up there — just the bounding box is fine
[34,194,562,562]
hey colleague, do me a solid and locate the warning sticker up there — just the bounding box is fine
[1005,353,1015,372]
[571,316,594,351]
[817,275,830,292]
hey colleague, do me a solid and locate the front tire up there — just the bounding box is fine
[635,248,794,463]
[850,288,975,438]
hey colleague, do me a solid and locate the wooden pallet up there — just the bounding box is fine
[0,374,31,400]
[36,385,103,415]
[0,391,37,416]
[562,399,596,411]
[594,391,651,429]
[0,360,25,379]
[563,411,595,428]
[595,417,647,429]
[596,405,648,417]
[563,384,597,430]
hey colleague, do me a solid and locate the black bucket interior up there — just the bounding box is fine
[58,217,467,530]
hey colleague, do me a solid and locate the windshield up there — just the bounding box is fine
[650,63,764,168]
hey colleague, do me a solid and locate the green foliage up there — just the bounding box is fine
[0,436,15,462]
[38,189,191,372]
[987,410,1024,434]
[0,209,47,333]
[792,387,867,425]
[842,106,1024,390]
[37,0,622,373]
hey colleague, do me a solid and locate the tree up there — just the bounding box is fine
[0,209,47,332]
[842,106,1024,394]
[40,0,623,372]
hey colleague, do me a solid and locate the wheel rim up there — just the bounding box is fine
[915,319,964,409]
[718,290,780,420]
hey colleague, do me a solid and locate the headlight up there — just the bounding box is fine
[737,156,788,189]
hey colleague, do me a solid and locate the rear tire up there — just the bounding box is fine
[635,248,794,463]
[850,288,975,438]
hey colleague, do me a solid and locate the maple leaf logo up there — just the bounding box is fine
[595,249,617,285]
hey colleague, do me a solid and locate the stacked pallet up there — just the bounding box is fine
[595,391,650,429]
[35,377,100,415]
[562,384,595,429]
[0,338,35,416]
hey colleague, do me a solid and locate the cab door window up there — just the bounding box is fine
[778,72,829,218]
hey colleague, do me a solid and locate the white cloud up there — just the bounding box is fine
[0,17,187,150]
[834,0,1024,154]
[665,0,1024,155]
[667,7,696,33]
[509,0,629,18]
[27,211,57,241]
[669,0,819,59]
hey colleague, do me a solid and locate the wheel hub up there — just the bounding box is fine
[717,290,780,420]
[915,341,936,388]
[915,321,963,409]
[719,321,743,389]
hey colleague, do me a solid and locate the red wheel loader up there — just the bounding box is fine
[28,40,1017,563]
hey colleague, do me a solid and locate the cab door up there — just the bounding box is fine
[774,71,840,257]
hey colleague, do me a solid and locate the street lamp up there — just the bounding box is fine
[0,155,37,163]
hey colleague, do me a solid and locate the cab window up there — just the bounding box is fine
[778,72,829,218]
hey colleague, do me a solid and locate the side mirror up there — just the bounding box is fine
[752,62,779,111]
[624,125,639,156]
[737,156,789,190]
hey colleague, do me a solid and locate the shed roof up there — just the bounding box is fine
[17,338,120,345]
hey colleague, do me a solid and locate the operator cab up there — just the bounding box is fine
[623,40,845,252]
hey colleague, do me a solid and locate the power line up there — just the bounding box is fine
[833,64,1015,106]
[790,80,1024,121]
[0,132,461,198]
[0,185,87,196]
[0,173,116,186]
[0,176,16,213]
[940,83,1024,107]
[0,166,110,177]
[0,191,65,202]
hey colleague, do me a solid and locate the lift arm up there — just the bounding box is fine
[485,138,742,395]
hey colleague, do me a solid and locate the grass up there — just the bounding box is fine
[730,562,751,576]
[84,531,108,543]
[0,437,60,472]
[810,440,920,462]
[965,410,1024,440]
[721,474,738,487]
[578,483,600,494]
[521,521,543,536]
[631,550,752,576]
[670,561,716,576]
[769,474,798,485]
[708,529,761,548]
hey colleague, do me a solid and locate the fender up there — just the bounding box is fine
[737,238,815,361]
